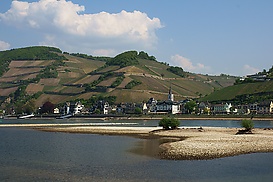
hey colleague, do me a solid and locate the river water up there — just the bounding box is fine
[1,119,273,181]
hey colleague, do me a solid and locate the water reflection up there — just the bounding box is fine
[128,136,182,159]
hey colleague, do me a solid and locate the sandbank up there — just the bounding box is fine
[156,127,273,160]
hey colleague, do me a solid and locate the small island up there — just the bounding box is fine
[26,123,273,160]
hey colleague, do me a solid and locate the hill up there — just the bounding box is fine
[0,46,236,112]
[200,74,273,104]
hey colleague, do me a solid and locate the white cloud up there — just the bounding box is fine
[170,54,211,74]
[0,40,10,51]
[242,64,260,75]
[0,0,163,55]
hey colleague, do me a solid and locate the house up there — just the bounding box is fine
[236,104,249,115]
[103,102,110,114]
[212,103,232,114]
[116,103,126,114]
[62,102,71,115]
[92,100,110,114]
[246,74,268,81]
[53,108,60,114]
[124,103,136,114]
[156,100,180,114]
[257,101,273,114]
[198,102,211,115]
[61,101,84,115]
[142,102,148,114]
[249,103,258,114]
[73,101,84,115]
[146,98,157,113]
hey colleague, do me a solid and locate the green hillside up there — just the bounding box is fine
[200,66,273,103]
[0,46,236,112]
[200,81,273,103]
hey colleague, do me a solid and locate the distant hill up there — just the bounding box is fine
[0,46,237,111]
[200,67,273,104]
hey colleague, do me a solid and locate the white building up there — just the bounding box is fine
[103,102,110,114]
[73,102,84,115]
[53,108,60,114]
[155,87,180,114]
[212,103,232,114]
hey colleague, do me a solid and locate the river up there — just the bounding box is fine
[0,119,273,181]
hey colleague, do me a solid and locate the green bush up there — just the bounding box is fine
[125,80,142,89]
[241,119,254,131]
[111,75,125,88]
[134,107,142,114]
[159,117,180,130]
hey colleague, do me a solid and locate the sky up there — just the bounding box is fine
[0,0,273,76]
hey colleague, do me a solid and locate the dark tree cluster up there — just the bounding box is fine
[137,51,157,61]
[167,66,185,77]
[106,51,139,68]
[40,101,55,114]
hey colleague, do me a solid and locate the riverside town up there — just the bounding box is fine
[1,86,272,119]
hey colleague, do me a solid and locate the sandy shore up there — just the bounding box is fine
[1,124,273,160]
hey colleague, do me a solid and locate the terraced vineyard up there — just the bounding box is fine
[0,46,237,108]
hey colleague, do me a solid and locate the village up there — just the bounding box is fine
[45,87,273,118]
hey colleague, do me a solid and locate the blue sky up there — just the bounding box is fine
[0,0,272,76]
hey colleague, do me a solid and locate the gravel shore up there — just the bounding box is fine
[155,127,273,160]
[2,124,273,160]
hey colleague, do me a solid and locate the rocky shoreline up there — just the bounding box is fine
[156,127,273,160]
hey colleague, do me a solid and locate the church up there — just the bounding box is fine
[155,87,181,114]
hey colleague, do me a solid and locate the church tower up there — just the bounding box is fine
[168,86,174,101]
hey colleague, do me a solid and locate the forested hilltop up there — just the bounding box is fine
[0,46,66,77]
[0,46,236,114]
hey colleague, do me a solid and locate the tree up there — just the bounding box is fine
[184,101,197,114]
[107,51,138,67]
[203,107,210,115]
[167,66,184,77]
[94,109,101,114]
[23,99,36,114]
[14,102,24,114]
[159,117,180,130]
[134,107,142,114]
[41,101,55,114]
